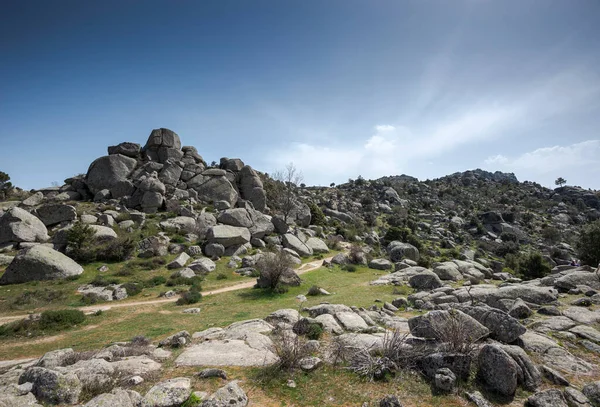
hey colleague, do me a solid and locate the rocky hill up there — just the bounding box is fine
[1,128,600,407]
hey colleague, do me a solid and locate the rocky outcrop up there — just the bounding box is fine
[86,154,138,196]
[0,245,83,284]
[0,207,49,244]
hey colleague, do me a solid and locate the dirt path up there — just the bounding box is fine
[0,255,333,324]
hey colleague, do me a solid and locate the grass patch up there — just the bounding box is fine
[0,309,86,338]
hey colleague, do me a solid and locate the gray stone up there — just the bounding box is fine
[217,208,253,228]
[335,311,369,332]
[282,233,313,257]
[509,298,533,319]
[160,216,197,234]
[388,241,420,262]
[299,357,322,372]
[369,258,394,270]
[526,389,568,407]
[420,353,472,381]
[188,257,216,273]
[142,377,191,407]
[0,207,49,244]
[583,382,600,407]
[458,305,526,343]
[477,344,518,397]
[305,237,329,254]
[500,345,541,391]
[34,204,77,227]
[408,310,489,341]
[408,270,443,290]
[108,141,141,157]
[167,252,190,269]
[564,387,593,407]
[21,192,44,207]
[541,365,570,386]
[84,388,142,407]
[188,175,238,206]
[200,381,248,407]
[19,367,82,405]
[434,367,456,392]
[378,395,402,407]
[465,391,493,407]
[176,339,277,367]
[204,243,225,258]
[198,368,227,380]
[207,225,250,247]
[36,348,74,368]
[86,154,137,195]
[314,314,344,334]
[0,245,83,284]
[239,165,266,212]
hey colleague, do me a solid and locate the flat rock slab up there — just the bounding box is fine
[175,339,277,367]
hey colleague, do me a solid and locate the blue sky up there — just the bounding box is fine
[1,0,599,190]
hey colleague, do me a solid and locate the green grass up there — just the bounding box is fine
[0,264,408,359]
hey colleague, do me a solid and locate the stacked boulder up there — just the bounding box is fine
[79,128,268,214]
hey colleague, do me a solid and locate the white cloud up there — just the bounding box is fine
[262,65,600,187]
[483,140,600,187]
[374,124,396,132]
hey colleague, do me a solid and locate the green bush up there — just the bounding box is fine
[502,267,515,275]
[500,232,518,243]
[67,222,136,263]
[176,286,202,305]
[167,275,204,287]
[10,288,67,309]
[81,293,102,305]
[216,273,228,280]
[342,264,357,272]
[306,323,324,340]
[518,252,551,280]
[39,309,85,330]
[121,282,142,296]
[308,202,326,226]
[273,283,289,294]
[145,276,167,287]
[90,276,120,286]
[577,220,600,266]
[417,255,432,269]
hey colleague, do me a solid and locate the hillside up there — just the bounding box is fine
[1,128,600,407]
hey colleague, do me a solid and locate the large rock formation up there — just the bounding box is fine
[85,154,138,196]
[0,245,83,284]
[0,207,49,244]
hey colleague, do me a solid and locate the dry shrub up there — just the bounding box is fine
[431,309,477,356]
[348,243,364,264]
[345,329,426,381]
[255,329,308,383]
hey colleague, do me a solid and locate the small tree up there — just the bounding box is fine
[577,220,600,267]
[256,250,295,291]
[518,252,551,280]
[272,162,304,223]
[555,177,567,187]
[0,171,13,200]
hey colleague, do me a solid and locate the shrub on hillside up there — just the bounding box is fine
[39,309,85,330]
[67,222,136,263]
[176,286,202,305]
[256,250,295,291]
[577,220,600,267]
[307,202,326,226]
[0,309,86,338]
[145,276,167,287]
[518,252,551,280]
[10,288,67,309]
[121,282,142,296]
